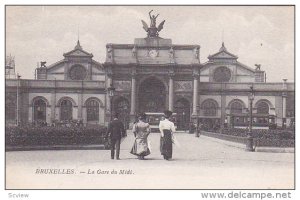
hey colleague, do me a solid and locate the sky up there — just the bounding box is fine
[5,6,294,82]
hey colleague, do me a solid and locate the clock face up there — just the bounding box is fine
[149,49,158,58]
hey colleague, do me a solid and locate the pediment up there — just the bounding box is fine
[64,49,93,57]
[208,50,238,60]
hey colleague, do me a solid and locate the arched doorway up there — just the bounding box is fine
[60,99,73,121]
[114,97,130,129]
[230,100,244,127]
[200,99,219,130]
[33,98,47,122]
[174,98,190,130]
[256,101,269,114]
[256,101,270,126]
[138,77,166,113]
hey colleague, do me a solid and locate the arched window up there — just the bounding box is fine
[60,99,73,120]
[86,99,99,122]
[5,93,17,120]
[202,100,218,116]
[69,65,87,80]
[230,101,243,114]
[257,101,269,114]
[34,99,47,121]
[213,66,231,82]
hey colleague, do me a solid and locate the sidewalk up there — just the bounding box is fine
[6,131,294,189]
[200,131,295,153]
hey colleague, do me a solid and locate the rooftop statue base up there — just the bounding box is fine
[134,37,172,47]
[147,27,159,38]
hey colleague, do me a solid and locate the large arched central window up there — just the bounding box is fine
[60,99,73,120]
[86,99,99,122]
[213,66,231,82]
[34,99,47,121]
[69,65,87,80]
[257,101,269,114]
[202,99,218,116]
[230,101,243,114]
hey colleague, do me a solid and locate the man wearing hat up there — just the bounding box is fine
[159,110,176,160]
[106,113,126,160]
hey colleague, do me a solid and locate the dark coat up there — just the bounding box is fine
[107,119,126,139]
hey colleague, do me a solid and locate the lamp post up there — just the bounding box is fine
[182,111,185,131]
[107,83,115,121]
[246,86,255,152]
[16,73,21,126]
[195,105,201,137]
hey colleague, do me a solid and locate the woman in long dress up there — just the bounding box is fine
[130,113,151,160]
[159,110,176,160]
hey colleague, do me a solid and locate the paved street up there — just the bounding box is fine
[6,131,294,189]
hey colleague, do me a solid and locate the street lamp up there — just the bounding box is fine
[246,85,255,152]
[107,83,115,121]
[182,111,185,131]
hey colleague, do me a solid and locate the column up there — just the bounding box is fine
[192,75,199,116]
[50,90,56,122]
[78,92,83,119]
[168,75,174,111]
[282,79,288,127]
[220,93,226,129]
[130,74,136,115]
[106,76,112,113]
[282,95,287,118]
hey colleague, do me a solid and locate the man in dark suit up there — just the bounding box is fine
[107,113,126,160]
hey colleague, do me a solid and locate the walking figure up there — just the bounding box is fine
[106,113,126,160]
[130,113,151,160]
[159,110,176,161]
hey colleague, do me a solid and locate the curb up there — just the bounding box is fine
[201,135,294,153]
[5,144,106,152]
[201,135,246,150]
[255,147,294,153]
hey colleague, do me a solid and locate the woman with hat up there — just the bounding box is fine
[159,110,176,160]
[130,113,151,160]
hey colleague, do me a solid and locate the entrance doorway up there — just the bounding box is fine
[174,98,190,130]
[138,77,166,113]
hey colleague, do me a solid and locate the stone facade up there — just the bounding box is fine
[5,26,295,130]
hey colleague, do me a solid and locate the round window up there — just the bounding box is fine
[213,66,231,82]
[69,65,87,80]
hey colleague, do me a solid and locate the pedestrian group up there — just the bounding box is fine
[106,110,177,161]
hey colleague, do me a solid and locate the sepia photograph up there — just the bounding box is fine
[4,5,295,190]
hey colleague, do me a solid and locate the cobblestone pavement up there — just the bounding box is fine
[6,131,294,189]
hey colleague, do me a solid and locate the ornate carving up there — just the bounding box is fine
[192,67,200,78]
[106,45,113,62]
[169,46,175,64]
[174,81,193,91]
[113,80,131,91]
[106,66,113,77]
[194,47,199,59]
[132,46,137,58]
